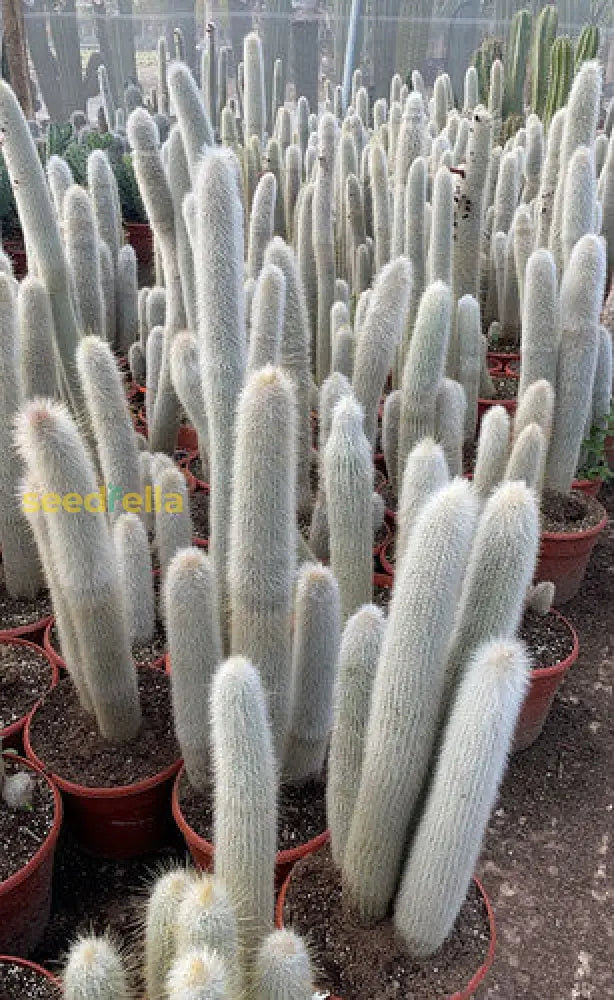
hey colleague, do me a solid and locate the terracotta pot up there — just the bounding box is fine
[535,504,608,605]
[24,681,182,860]
[177,424,199,452]
[0,956,60,990]
[180,450,209,493]
[2,240,27,280]
[275,861,497,1000]
[124,221,154,281]
[0,611,54,646]
[0,755,62,956]
[571,478,602,499]
[486,350,520,369]
[477,394,517,424]
[172,764,330,889]
[0,639,59,753]
[513,612,578,752]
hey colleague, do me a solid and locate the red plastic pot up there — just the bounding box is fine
[571,478,602,499]
[379,537,395,579]
[0,611,54,646]
[0,956,60,991]
[486,350,520,370]
[23,680,182,860]
[275,862,496,1000]
[477,394,517,424]
[535,504,607,605]
[605,434,614,470]
[0,639,59,753]
[0,755,62,956]
[172,764,330,888]
[2,240,27,280]
[513,612,578,752]
[124,221,154,280]
[177,423,199,452]
[180,450,209,493]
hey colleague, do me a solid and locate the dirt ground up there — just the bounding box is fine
[30,483,614,998]
[477,479,614,999]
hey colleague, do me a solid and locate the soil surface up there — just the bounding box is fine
[0,758,55,882]
[178,769,328,853]
[481,374,519,401]
[541,488,605,533]
[0,567,52,632]
[518,610,575,669]
[0,643,54,729]
[27,670,179,787]
[283,843,491,999]
[189,489,210,540]
[0,961,60,999]
[24,487,614,998]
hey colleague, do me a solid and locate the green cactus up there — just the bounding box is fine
[544,36,573,129]
[574,24,599,72]
[503,9,531,119]
[341,479,478,922]
[530,5,558,119]
[394,639,530,956]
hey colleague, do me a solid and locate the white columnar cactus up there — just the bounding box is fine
[456,294,482,440]
[176,875,238,971]
[63,185,105,341]
[154,465,192,582]
[398,281,452,484]
[545,234,607,493]
[17,277,58,401]
[324,396,373,624]
[212,658,276,994]
[16,400,141,742]
[561,146,596,272]
[169,332,209,457]
[166,950,228,999]
[352,257,412,449]
[145,869,196,999]
[167,61,214,179]
[243,32,266,144]
[165,547,222,791]
[327,605,384,868]
[371,142,390,273]
[47,154,74,219]
[76,336,142,522]
[341,480,478,922]
[394,640,530,957]
[195,151,246,629]
[473,405,511,503]
[284,563,340,784]
[518,248,559,400]
[504,423,546,491]
[513,379,555,449]
[113,513,155,647]
[313,113,336,385]
[535,108,566,250]
[453,108,493,307]
[308,371,352,561]
[246,263,285,375]
[428,165,454,287]
[63,935,129,1000]
[248,172,277,282]
[253,930,314,1000]
[229,367,295,756]
[435,378,466,478]
[396,438,449,572]
[382,389,401,497]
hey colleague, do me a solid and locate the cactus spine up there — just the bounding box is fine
[253,930,314,1000]
[145,869,195,998]
[63,935,129,1000]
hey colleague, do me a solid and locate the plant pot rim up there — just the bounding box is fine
[274,867,497,1000]
[0,753,62,898]
[23,689,182,801]
[0,955,60,988]
[529,610,579,680]
[172,763,331,866]
[0,638,59,744]
[540,505,607,542]
[0,612,54,643]
[123,220,152,232]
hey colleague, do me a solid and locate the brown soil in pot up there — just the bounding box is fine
[0,565,52,633]
[0,758,55,883]
[374,470,397,512]
[0,644,53,729]
[177,768,328,853]
[189,490,210,540]
[540,488,605,533]
[27,671,179,788]
[50,620,166,669]
[518,610,574,668]
[0,961,59,999]
[283,843,491,999]
[482,374,519,401]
